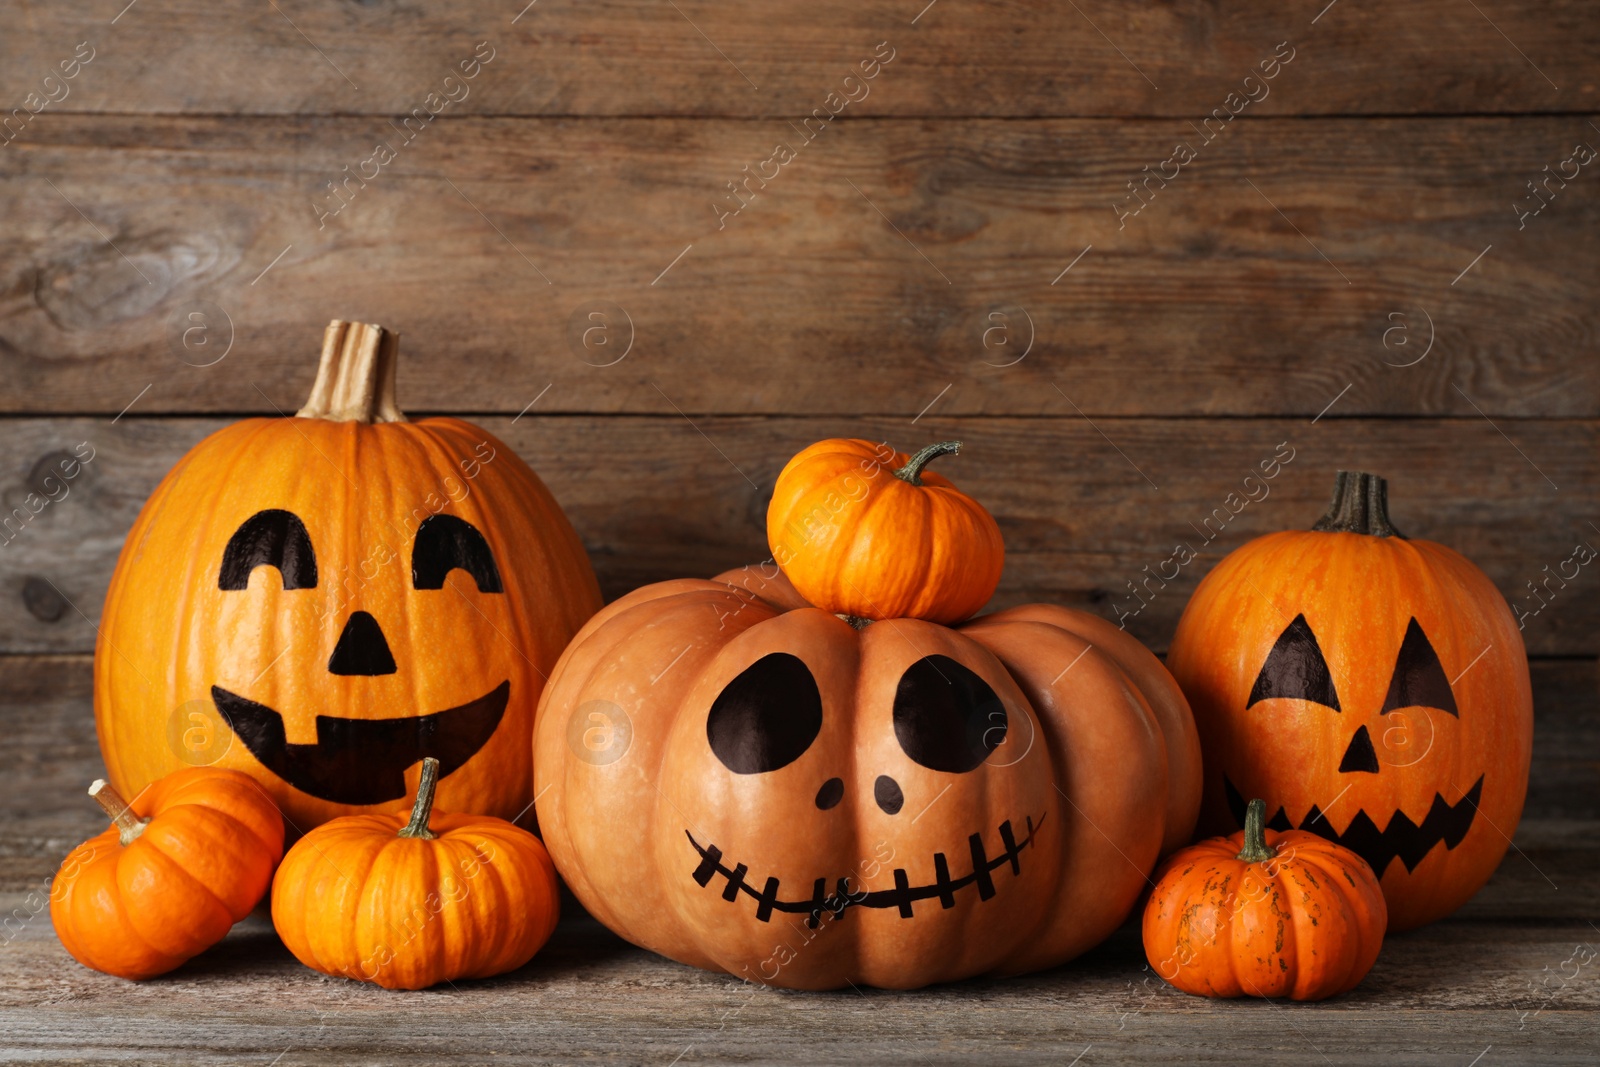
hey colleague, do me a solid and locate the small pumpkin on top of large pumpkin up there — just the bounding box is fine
[534,436,1201,991]
[767,438,1004,624]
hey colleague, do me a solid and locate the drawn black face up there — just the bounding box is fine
[697,650,1035,925]
[1233,613,1477,876]
[211,509,509,805]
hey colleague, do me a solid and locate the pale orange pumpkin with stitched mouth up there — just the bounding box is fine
[95,321,601,830]
[532,565,1201,990]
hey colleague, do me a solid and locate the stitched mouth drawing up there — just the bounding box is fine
[1223,775,1482,877]
[687,814,1044,928]
[211,681,510,805]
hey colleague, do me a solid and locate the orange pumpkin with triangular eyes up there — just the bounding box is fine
[1168,471,1533,931]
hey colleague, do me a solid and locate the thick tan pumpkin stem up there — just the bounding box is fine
[89,779,149,847]
[1237,798,1278,864]
[893,440,963,486]
[1311,470,1405,538]
[398,757,441,840]
[296,320,407,424]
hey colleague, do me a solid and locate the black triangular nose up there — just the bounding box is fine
[1339,725,1380,774]
[328,611,397,676]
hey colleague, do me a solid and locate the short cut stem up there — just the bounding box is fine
[297,320,407,424]
[89,779,150,847]
[398,757,442,840]
[1236,798,1279,863]
[1311,470,1405,538]
[893,441,963,487]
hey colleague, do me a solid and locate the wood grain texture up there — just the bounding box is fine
[2,415,1594,656]
[0,1,1592,118]
[1,652,1596,1065]
[2,116,1596,417]
[4,912,1599,1065]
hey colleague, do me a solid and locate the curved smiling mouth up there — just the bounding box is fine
[1223,774,1483,877]
[211,681,510,806]
[687,813,1044,929]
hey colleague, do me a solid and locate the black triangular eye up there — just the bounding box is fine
[1381,618,1458,716]
[219,509,317,590]
[412,515,502,593]
[893,655,1007,774]
[1248,614,1341,711]
[707,653,823,774]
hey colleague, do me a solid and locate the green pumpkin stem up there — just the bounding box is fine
[893,441,963,487]
[1311,470,1405,538]
[1237,798,1278,864]
[398,757,442,840]
[89,779,149,847]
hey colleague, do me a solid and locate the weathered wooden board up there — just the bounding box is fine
[3,116,1596,417]
[0,1,1591,118]
[2,415,1594,655]
[1,653,1596,1065]
[4,910,1599,1066]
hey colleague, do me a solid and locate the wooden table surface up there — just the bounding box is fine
[3,1,1598,1063]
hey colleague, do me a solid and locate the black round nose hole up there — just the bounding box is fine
[874,775,904,815]
[815,777,844,810]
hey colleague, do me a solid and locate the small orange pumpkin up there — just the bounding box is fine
[51,768,285,980]
[767,438,1004,624]
[271,757,560,990]
[1143,798,1387,1001]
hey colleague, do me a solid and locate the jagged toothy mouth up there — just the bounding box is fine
[211,681,509,805]
[686,813,1045,928]
[1223,774,1483,877]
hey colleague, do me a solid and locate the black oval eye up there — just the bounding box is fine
[707,653,823,774]
[893,655,1006,773]
[413,514,502,593]
[219,509,317,590]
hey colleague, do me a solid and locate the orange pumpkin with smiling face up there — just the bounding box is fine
[95,321,601,830]
[1167,471,1533,931]
[532,565,1200,990]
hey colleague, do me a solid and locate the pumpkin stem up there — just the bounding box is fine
[837,613,873,630]
[1237,798,1279,864]
[892,441,963,487]
[398,757,441,840]
[296,320,407,424]
[1310,470,1405,538]
[89,779,149,847]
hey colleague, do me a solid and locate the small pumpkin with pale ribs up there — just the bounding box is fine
[767,438,1004,624]
[1143,797,1387,1001]
[51,767,285,980]
[271,757,560,990]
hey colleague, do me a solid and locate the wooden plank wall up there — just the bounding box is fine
[2,0,1596,670]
